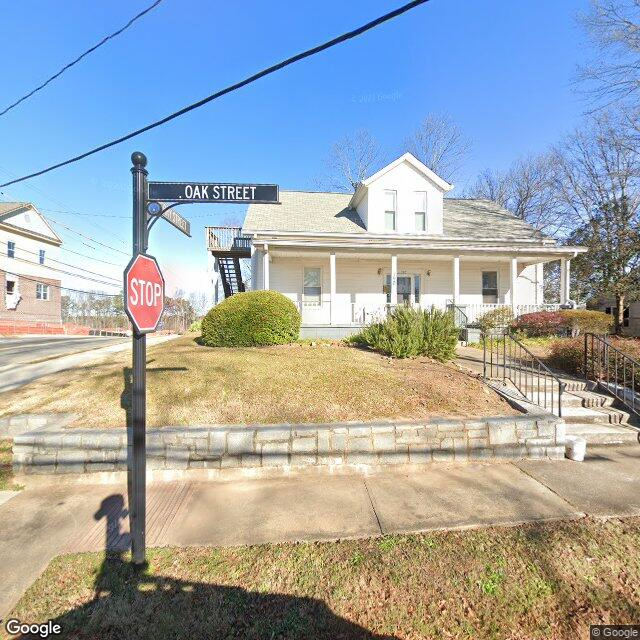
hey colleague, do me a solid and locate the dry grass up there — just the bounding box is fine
[8,518,640,639]
[0,335,517,428]
[0,439,19,490]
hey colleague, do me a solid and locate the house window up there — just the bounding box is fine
[415,191,427,232]
[414,274,421,303]
[303,267,322,306]
[384,190,396,231]
[39,249,45,265]
[6,280,15,295]
[36,283,50,300]
[482,271,498,303]
[7,241,15,258]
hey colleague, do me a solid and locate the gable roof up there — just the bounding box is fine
[244,191,549,243]
[362,152,454,192]
[0,202,63,245]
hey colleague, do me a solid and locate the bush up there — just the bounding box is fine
[353,306,458,360]
[188,319,202,333]
[560,310,613,336]
[547,336,640,386]
[511,311,566,337]
[476,307,514,334]
[200,291,301,347]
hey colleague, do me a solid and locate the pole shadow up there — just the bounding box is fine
[16,493,398,639]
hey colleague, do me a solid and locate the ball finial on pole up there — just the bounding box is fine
[131,151,147,168]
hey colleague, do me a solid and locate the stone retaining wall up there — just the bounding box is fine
[11,414,565,475]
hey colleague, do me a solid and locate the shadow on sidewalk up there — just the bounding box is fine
[16,493,397,640]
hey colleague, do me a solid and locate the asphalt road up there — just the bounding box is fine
[0,335,128,368]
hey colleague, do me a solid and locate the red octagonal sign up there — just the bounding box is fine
[124,253,165,334]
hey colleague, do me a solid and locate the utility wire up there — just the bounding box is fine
[0,249,121,287]
[0,240,121,283]
[0,269,120,297]
[0,0,164,118]
[45,216,130,256]
[0,0,429,188]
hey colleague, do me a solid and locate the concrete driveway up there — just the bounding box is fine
[1,445,639,617]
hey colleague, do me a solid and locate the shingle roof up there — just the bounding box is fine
[244,191,547,242]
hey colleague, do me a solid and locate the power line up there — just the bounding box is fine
[0,240,121,284]
[0,0,164,118]
[40,207,129,219]
[45,216,130,256]
[0,249,120,287]
[0,0,429,188]
[59,245,123,267]
[0,269,120,297]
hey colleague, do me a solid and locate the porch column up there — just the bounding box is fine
[329,253,336,325]
[262,243,269,290]
[510,257,518,314]
[560,257,570,304]
[391,255,398,304]
[452,256,460,304]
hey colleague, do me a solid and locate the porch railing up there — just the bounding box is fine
[584,333,639,417]
[484,331,565,417]
[445,300,468,329]
[206,226,252,253]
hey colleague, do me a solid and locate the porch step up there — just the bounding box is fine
[561,404,637,425]
[566,422,640,446]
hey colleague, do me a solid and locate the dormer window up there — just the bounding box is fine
[415,191,427,232]
[384,190,396,231]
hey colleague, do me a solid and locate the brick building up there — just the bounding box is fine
[0,202,63,329]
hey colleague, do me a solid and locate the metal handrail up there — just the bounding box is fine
[446,300,468,329]
[584,333,639,417]
[206,226,251,252]
[483,331,565,416]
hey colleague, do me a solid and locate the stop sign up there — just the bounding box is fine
[124,253,165,334]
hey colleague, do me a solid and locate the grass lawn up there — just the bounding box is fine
[0,335,516,428]
[8,518,640,639]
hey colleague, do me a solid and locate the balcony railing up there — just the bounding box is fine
[206,226,251,254]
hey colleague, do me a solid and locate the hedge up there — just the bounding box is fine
[560,310,613,336]
[200,291,301,347]
[511,309,613,338]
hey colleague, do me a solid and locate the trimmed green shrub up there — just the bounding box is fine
[352,306,458,360]
[200,291,301,347]
[560,310,613,336]
[547,338,585,376]
[511,311,566,337]
[476,307,514,334]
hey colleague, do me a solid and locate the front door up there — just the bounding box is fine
[396,276,412,304]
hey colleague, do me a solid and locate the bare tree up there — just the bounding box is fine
[318,129,383,192]
[578,0,640,105]
[552,111,640,332]
[465,153,566,237]
[403,114,470,183]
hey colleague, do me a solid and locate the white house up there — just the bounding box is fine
[0,202,64,328]
[207,153,587,338]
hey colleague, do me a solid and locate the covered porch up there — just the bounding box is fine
[254,244,575,331]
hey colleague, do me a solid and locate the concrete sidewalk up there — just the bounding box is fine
[1,446,639,617]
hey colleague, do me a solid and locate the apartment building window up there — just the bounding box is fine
[36,283,50,300]
[303,267,322,306]
[7,241,15,258]
[415,191,427,232]
[39,249,45,264]
[482,271,499,303]
[384,190,396,231]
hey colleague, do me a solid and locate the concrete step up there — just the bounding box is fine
[565,422,640,446]
[561,404,637,425]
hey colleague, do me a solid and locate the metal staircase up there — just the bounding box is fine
[206,226,251,299]
[217,256,245,297]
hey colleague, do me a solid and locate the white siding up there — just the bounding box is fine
[266,254,544,325]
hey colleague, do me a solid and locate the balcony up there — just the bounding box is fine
[206,226,252,257]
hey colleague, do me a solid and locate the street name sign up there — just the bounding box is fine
[161,207,191,237]
[124,253,165,334]
[148,181,279,204]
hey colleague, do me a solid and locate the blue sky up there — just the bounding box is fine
[0,0,590,296]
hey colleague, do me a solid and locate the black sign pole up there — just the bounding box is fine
[130,151,148,565]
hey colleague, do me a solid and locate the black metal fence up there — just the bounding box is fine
[584,333,639,418]
[483,332,565,417]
